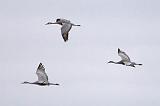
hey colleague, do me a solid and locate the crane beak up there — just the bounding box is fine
[45,22,50,25]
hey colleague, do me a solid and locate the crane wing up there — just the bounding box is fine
[118,48,131,62]
[60,19,71,23]
[36,63,48,83]
[61,23,72,42]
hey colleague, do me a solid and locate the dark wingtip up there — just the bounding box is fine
[38,63,43,69]
[118,48,120,53]
[62,33,69,42]
[63,39,68,42]
[64,40,68,42]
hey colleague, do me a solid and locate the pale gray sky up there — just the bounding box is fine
[1,0,160,106]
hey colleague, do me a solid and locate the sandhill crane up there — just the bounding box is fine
[22,63,59,86]
[45,18,80,42]
[108,48,142,67]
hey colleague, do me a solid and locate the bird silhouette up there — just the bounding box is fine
[108,48,142,67]
[45,18,80,42]
[22,63,59,86]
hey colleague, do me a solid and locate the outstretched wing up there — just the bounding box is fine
[60,19,71,24]
[118,48,131,62]
[61,23,72,42]
[36,63,48,83]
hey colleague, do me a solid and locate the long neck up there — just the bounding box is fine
[108,61,124,65]
[47,22,55,24]
[45,22,60,25]
[22,81,38,85]
[116,60,125,65]
[108,61,120,64]
[108,61,116,64]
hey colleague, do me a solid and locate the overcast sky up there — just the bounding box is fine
[1,0,160,106]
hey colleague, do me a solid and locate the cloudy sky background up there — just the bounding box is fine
[1,0,160,106]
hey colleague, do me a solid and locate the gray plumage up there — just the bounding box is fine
[45,18,80,42]
[22,63,59,86]
[108,48,142,67]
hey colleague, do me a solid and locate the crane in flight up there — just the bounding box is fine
[22,63,59,86]
[45,18,80,42]
[108,48,142,67]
